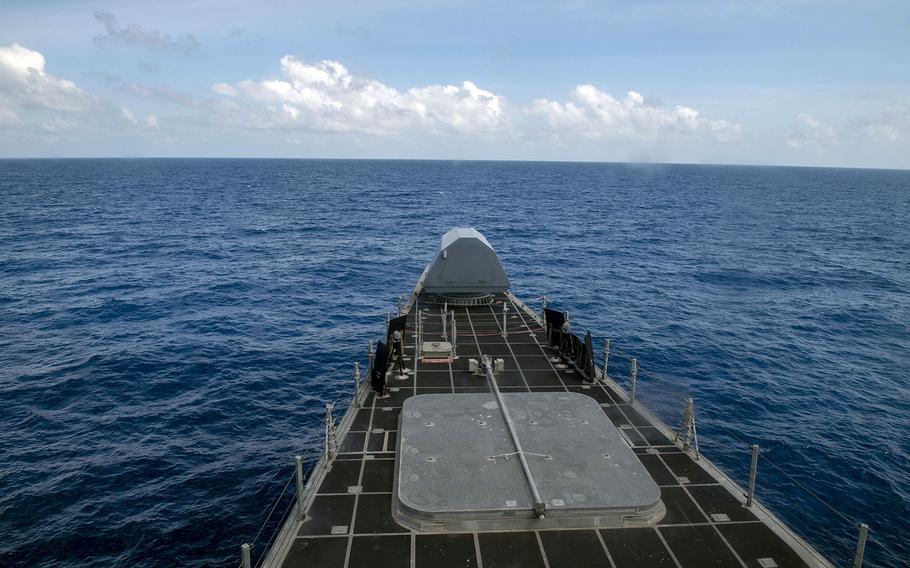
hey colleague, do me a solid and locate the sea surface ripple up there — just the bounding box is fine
[0,159,908,567]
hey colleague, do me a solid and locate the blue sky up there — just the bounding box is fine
[1,0,908,167]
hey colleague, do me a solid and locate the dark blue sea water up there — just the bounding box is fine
[0,159,908,568]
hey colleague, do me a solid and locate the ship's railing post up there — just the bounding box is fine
[746,444,759,507]
[367,340,374,370]
[397,296,403,316]
[451,311,457,358]
[540,295,548,326]
[442,303,448,340]
[295,455,305,520]
[353,362,361,407]
[415,309,422,360]
[853,523,868,568]
[502,302,508,338]
[629,357,637,402]
[386,309,391,326]
[602,339,610,380]
[240,543,251,568]
[324,403,338,462]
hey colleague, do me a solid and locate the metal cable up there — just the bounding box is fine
[718,425,753,449]
[254,487,300,568]
[251,448,318,568]
[757,451,858,527]
[603,336,870,550]
[248,470,296,548]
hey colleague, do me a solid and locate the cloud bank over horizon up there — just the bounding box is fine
[2,43,758,160]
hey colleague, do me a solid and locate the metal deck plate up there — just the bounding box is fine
[396,392,663,529]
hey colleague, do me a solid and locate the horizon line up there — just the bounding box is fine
[0,156,907,173]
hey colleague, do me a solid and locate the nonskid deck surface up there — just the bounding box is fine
[277,293,815,568]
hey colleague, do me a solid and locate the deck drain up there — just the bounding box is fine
[347,485,362,494]
[677,476,690,484]
[330,525,349,535]
[711,513,731,522]
[757,559,778,568]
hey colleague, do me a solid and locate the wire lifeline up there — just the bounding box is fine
[603,336,867,545]
[254,488,301,568]
[711,420,860,528]
[693,427,860,567]
[252,449,319,568]
[759,451,858,527]
[248,470,295,548]
[240,307,398,567]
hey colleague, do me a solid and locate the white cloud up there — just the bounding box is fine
[211,55,742,148]
[786,113,837,149]
[93,11,200,53]
[0,43,91,112]
[3,46,905,167]
[121,106,137,123]
[212,56,507,135]
[862,104,909,143]
[120,105,159,129]
[0,103,18,126]
[0,43,169,147]
[211,82,238,97]
[527,85,742,142]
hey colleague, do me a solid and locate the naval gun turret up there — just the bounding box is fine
[417,227,510,297]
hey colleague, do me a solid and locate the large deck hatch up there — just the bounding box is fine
[395,392,665,531]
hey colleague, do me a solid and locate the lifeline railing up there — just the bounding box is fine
[236,331,378,568]
[529,299,896,568]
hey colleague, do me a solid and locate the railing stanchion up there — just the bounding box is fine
[853,523,868,568]
[451,311,457,359]
[746,444,759,507]
[241,543,251,568]
[502,302,508,338]
[353,362,361,407]
[416,307,422,360]
[629,357,637,402]
[324,404,337,462]
[602,338,610,381]
[295,455,305,520]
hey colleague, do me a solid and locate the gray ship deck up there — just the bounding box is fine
[262,292,831,568]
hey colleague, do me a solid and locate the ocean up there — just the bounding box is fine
[0,159,907,567]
